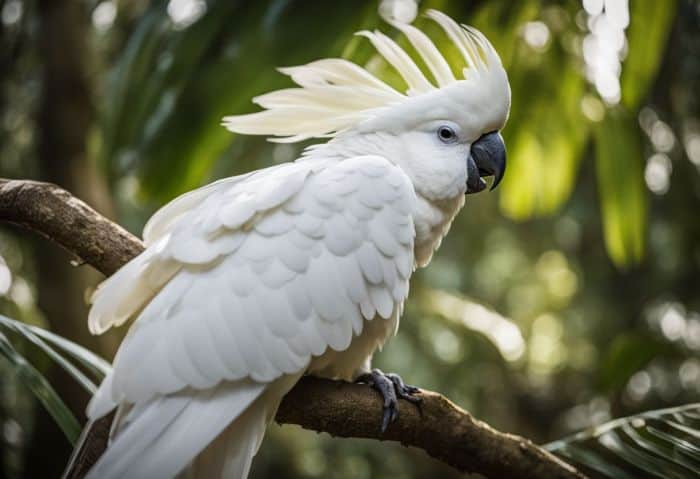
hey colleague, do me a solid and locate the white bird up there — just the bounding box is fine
[79,9,510,479]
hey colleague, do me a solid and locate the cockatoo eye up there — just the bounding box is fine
[437,125,458,144]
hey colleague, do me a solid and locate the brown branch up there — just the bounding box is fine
[0,179,142,276]
[0,178,586,479]
[278,378,585,478]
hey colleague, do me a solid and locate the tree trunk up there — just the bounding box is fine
[24,1,115,476]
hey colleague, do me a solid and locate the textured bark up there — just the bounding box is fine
[278,377,584,478]
[0,178,586,479]
[0,179,143,276]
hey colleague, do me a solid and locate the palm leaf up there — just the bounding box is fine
[0,316,114,445]
[0,331,81,444]
[20,320,112,378]
[0,315,111,391]
[546,403,700,479]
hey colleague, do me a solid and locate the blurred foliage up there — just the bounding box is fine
[622,0,676,110]
[0,330,80,445]
[0,315,110,447]
[100,0,676,268]
[594,108,647,266]
[103,1,378,201]
[1,0,700,478]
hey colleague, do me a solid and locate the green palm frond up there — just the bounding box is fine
[546,403,700,479]
[0,315,113,445]
[0,331,81,444]
[11,317,112,378]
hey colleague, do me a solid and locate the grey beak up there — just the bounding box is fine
[465,131,507,195]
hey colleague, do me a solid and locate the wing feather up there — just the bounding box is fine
[88,155,416,413]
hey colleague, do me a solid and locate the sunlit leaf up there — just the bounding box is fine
[0,332,81,444]
[622,0,677,109]
[500,130,542,218]
[498,11,588,219]
[546,403,700,479]
[594,108,647,267]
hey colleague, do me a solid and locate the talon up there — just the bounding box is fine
[386,373,422,404]
[355,369,421,433]
[381,406,393,432]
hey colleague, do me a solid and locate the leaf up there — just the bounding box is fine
[102,6,172,177]
[27,323,112,378]
[597,333,675,393]
[499,130,542,218]
[622,0,677,109]
[0,332,81,444]
[0,314,111,380]
[546,403,700,479]
[104,0,374,201]
[594,108,647,267]
[494,7,588,219]
[0,315,98,394]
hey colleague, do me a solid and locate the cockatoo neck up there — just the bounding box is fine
[302,133,466,267]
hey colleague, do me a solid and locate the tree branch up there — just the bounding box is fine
[0,178,586,479]
[0,179,141,276]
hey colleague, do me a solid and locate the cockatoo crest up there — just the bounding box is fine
[222,10,510,143]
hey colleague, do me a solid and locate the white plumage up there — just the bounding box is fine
[80,8,511,479]
[84,157,415,478]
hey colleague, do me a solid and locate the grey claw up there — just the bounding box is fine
[381,406,393,433]
[355,369,421,433]
[386,373,422,403]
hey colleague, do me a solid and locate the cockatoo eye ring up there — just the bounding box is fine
[437,125,458,144]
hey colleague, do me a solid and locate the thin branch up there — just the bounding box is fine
[0,178,586,479]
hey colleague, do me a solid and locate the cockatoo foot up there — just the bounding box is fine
[355,369,421,433]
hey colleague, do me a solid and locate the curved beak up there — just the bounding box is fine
[465,131,507,195]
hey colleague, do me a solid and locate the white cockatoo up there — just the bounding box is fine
[79,9,510,479]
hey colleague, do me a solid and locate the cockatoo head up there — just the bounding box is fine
[223,9,510,202]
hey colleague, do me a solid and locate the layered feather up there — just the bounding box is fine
[88,154,415,417]
[85,381,267,479]
[85,155,416,478]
